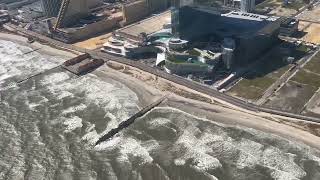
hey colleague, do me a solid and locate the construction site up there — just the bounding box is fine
[0,0,170,43]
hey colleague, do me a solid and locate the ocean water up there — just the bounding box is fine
[0,40,320,180]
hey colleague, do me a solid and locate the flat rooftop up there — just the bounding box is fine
[115,10,171,39]
[222,11,279,22]
[178,6,282,38]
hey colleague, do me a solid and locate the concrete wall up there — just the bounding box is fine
[61,16,122,43]
[122,0,149,25]
[121,0,169,26]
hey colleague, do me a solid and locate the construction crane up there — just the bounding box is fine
[53,0,70,30]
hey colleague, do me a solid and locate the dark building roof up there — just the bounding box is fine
[176,6,281,40]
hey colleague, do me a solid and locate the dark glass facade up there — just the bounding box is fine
[176,6,281,66]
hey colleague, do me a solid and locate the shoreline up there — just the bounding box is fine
[0,32,77,58]
[166,94,320,150]
[0,31,164,107]
[1,32,320,150]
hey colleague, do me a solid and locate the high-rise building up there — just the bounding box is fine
[55,0,89,28]
[172,0,193,7]
[240,0,255,12]
[175,6,282,67]
[147,0,169,13]
[171,0,194,37]
[41,0,62,17]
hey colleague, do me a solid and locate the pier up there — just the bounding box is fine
[16,53,104,84]
[61,53,104,75]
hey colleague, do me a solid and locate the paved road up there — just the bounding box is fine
[4,23,320,123]
[299,19,320,24]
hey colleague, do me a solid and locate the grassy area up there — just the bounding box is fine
[227,43,308,101]
[229,57,292,101]
[228,76,275,100]
[263,50,320,113]
[167,55,209,66]
[304,52,320,74]
[264,81,318,113]
[168,57,187,63]
[296,44,311,53]
[291,69,320,88]
[271,65,291,78]
[187,49,201,56]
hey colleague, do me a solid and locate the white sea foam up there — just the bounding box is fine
[95,136,122,151]
[262,147,307,179]
[57,91,73,100]
[45,74,139,144]
[271,170,300,180]
[96,136,153,165]
[63,116,83,132]
[41,72,70,85]
[148,117,172,127]
[174,129,223,171]
[82,131,100,145]
[0,65,7,75]
[0,40,62,84]
[103,112,120,133]
[236,139,263,168]
[46,75,138,117]
[62,104,87,115]
[28,103,41,111]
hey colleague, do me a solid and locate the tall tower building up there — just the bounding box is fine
[240,0,255,12]
[171,0,194,37]
[41,0,62,17]
[55,0,89,28]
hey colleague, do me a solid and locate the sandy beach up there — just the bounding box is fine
[1,32,320,180]
[1,31,320,150]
